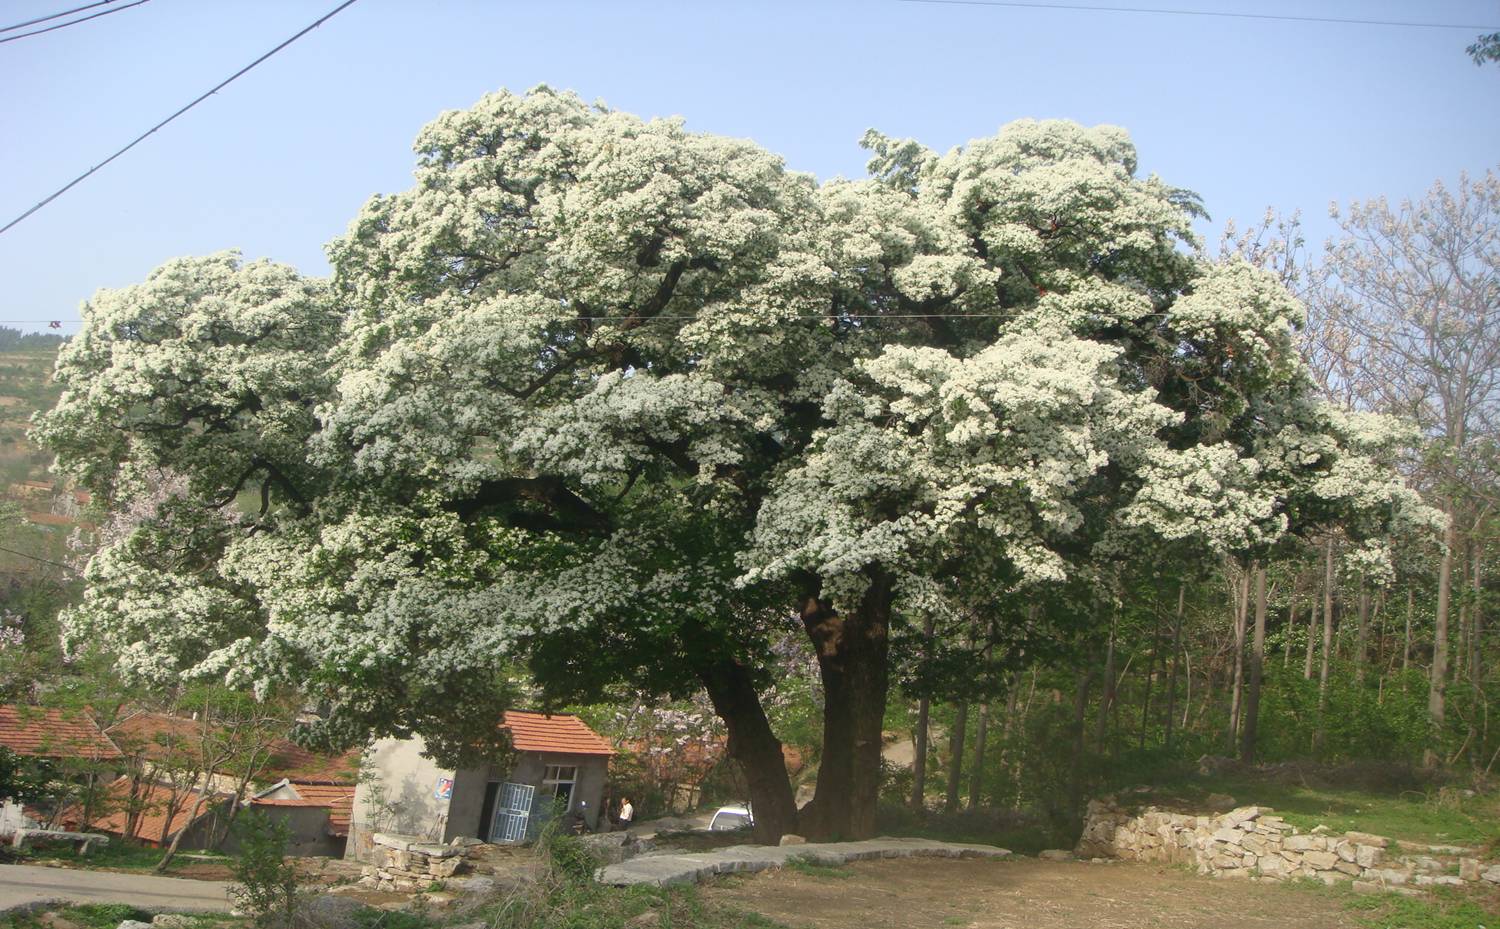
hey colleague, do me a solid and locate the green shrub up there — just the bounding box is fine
[542,832,599,883]
[228,811,299,928]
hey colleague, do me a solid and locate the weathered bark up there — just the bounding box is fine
[944,702,968,813]
[1227,566,1249,750]
[1283,578,1299,670]
[1141,604,1162,749]
[1356,583,1371,684]
[1164,583,1185,752]
[800,570,893,840]
[1095,616,1117,749]
[1403,588,1413,673]
[1304,580,1319,680]
[1239,564,1267,763]
[1067,670,1094,817]
[1467,536,1484,767]
[967,699,990,810]
[910,615,935,809]
[1428,501,1455,766]
[1315,539,1335,754]
[699,658,799,845]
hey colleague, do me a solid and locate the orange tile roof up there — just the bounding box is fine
[0,705,121,759]
[105,712,204,763]
[288,782,355,836]
[263,743,360,785]
[63,777,227,847]
[502,711,614,757]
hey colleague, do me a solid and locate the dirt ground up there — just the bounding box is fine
[704,857,1363,929]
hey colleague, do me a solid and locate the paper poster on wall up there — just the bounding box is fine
[434,776,453,800]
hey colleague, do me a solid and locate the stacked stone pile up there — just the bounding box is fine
[1077,797,1499,890]
[359,833,469,892]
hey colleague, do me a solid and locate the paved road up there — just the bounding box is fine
[0,864,232,911]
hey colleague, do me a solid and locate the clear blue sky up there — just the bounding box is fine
[3,0,1497,334]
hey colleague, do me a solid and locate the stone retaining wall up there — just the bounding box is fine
[1077,797,1499,891]
[359,832,469,892]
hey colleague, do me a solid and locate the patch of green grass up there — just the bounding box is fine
[1146,776,1500,847]
[20,842,231,873]
[1342,887,1497,929]
[453,878,790,929]
[1288,875,1498,929]
[784,855,852,879]
[0,904,154,929]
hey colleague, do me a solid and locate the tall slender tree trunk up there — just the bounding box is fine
[1467,537,1484,767]
[1428,502,1456,767]
[699,657,799,845]
[968,699,990,810]
[1304,579,1319,680]
[1315,539,1335,754]
[1403,588,1414,673]
[944,702,968,813]
[909,616,935,810]
[1096,616,1117,750]
[1141,603,1163,749]
[1355,583,1371,684]
[1284,578,1299,670]
[1228,566,1249,750]
[1068,671,1094,819]
[1240,563,1267,763]
[800,569,893,840]
[1165,583,1185,752]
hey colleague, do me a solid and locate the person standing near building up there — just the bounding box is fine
[617,796,634,830]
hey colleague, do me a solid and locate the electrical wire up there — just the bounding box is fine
[0,0,362,238]
[896,0,1500,31]
[0,0,149,44]
[0,0,120,33]
[0,544,77,573]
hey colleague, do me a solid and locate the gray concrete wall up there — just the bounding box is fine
[441,765,491,843]
[503,753,607,831]
[346,737,454,860]
[225,805,342,857]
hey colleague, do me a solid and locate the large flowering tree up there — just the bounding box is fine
[35,87,1416,841]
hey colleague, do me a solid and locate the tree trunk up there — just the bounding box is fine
[1403,588,1413,674]
[944,702,968,813]
[967,699,990,810]
[1141,603,1162,749]
[1428,501,1455,766]
[1315,539,1335,754]
[1165,583,1185,752]
[1283,578,1299,670]
[1068,670,1094,818]
[1304,579,1319,680]
[1239,563,1267,763]
[1467,535,1484,767]
[800,570,893,840]
[699,657,799,845]
[910,615,935,809]
[1095,617,1117,750]
[1356,583,1371,684]
[1228,566,1250,750]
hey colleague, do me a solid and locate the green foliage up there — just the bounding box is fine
[784,854,851,879]
[228,811,300,928]
[543,832,600,883]
[0,746,52,806]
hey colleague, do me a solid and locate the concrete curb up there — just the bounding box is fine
[597,836,1011,887]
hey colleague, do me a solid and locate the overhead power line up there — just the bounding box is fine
[0,0,149,44]
[897,0,1500,31]
[0,0,120,33]
[0,0,362,238]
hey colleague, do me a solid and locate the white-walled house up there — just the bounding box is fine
[346,711,613,860]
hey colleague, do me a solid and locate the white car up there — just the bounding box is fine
[709,804,753,831]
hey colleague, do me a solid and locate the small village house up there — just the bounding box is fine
[347,710,613,860]
[0,704,122,837]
